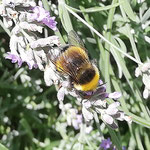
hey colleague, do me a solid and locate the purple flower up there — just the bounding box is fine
[5,52,38,70]
[85,125,93,134]
[42,16,57,30]
[57,86,65,101]
[106,102,120,115]
[100,138,112,150]
[27,62,38,70]
[100,138,126,150]
[82,100,93,121]
[72,114,82,130]
[108,92,122,100]
[102,114,114,125]
[89,82,121,101]
[28,5,57,30]
[79,80,108,100]
[81,80,122,101]
[5,52,22,67]
[57,79,131,129]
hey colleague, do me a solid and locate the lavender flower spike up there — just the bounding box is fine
[100,138,112,150]
[5,52,23,67]
[100,138,126,150]
[28,4,57,31]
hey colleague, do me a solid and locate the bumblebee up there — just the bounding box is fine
[50,30,100,92]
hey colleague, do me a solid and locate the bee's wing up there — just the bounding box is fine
[47,50,79,83]
[68,30,86,51]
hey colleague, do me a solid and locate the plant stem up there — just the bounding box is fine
[65,5,143,65]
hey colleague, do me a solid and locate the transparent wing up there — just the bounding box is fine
[68,30,86,50]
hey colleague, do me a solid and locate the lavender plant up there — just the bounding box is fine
[1,0,59,70]
[0,0,150,150]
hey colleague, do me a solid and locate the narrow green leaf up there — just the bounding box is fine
[66,2,121,13]
[143,129,150,150]
[135,127,144,150]
[58,0,73,32]
[108,127,122,150]
[65,4,142,65]
[109,65,129,112]
[104,0,118,92]
[114,37,127,54]
[110,46,123,79]
[55,30,65,44]
[42,0,50,11]
[128,125,136,150]
[127,112,150,129]
[20,118,34,139]
[109,36,150,121]
[0,143,8,150]
[141,8,150,23]
[119,4,141,63]
[109,65,150,129]
[120,0,137,22]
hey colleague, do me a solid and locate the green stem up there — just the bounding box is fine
[127,112,150,128]
[104,0,118,92]
[66,2,121,13]
[42,0,50,11]
[65,5,143,65]
[135,127,144,150]
[93,112,104,141]
[119,1,142,63]
[108,126,122,150]
[0,143,8,150]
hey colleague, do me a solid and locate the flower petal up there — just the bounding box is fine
[102,114,113,125]
[85,126,93,134]
[57,87,65,101]
[108,92,122,99]
[143,74,150,90]
[82,100,91,109]
[124,116,132,124]
[108,102,120,109]
[99,80,103,85]
[82,106,93,122]
[28,5,57,30]
[92,99,106,107]
[135,67,141,77]
[143,88,149,99]
[5,52,23,67]
[141,62,150,72]
[72,119,79,130]
[100,138,112,150]
[106,107,118,115]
